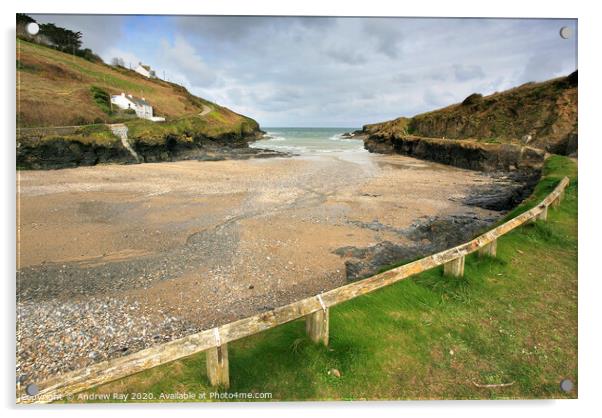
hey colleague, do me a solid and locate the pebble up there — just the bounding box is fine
[329,368,341,378]
[16,296,187,384]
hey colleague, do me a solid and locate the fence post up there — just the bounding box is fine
[206,343,229,388]
[306,308,329,346]
[443,256,465,277]
[537,206,548,221]
[478,239,497,258]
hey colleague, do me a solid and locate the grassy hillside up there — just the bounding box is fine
[16,39,260,141]
[70,156,577,401]
[363,73,577,155]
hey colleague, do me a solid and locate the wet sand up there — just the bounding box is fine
[17,152,502,382]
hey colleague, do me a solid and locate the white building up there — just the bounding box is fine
[110,93,165,122]
[134,63,155,78]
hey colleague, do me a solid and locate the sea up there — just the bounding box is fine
[249,127,366,156]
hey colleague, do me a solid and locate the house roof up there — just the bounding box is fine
[130,96,151,106]
[111,94,151,107]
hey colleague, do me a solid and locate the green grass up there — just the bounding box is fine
[16,59,37,73]
[503,155,577,221]
[19,124,120,148]
[20,39,152,94]
[376,74,576,151]
[90,86,112,115]
[125,114,259,146]
[70,156,577,402]
[16,39,261,132]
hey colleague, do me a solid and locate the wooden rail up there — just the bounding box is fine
[16,176,570,403]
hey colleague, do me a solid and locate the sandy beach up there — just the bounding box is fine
[17,152,505,382]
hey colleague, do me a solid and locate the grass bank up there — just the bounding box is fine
[125,112,260,146]
[363,72,577,154]
[18,124,119,148]
[16,38,261,139]
[72,155,577,402]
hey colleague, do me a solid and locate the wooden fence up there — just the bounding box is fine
[16,176,570,403]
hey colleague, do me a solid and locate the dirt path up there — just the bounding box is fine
[198,104,211,117]
[108,123,140,162]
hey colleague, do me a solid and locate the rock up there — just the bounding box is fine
[329,368,341,378]
[16,128,287,170]
[335,212,500,282]
[17,137,135,169]
[461,93,483,106]
[363,135,545,175]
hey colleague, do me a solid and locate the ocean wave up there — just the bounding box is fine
[251,129,365,155]
[328,133,353,142]
[315,147,364,154]
[261,144,310,153]
[263,132,286,141]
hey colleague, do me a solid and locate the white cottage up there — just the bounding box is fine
[134,62,155,78]
[110,93,165,122]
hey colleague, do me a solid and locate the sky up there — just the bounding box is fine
[30,15,577,127]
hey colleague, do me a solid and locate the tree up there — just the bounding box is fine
[17,13,36,25]
[38,23,82,51]
[111,57,125,67]
[77,48,103,63]
[16,14,37,39]
[17,16,104,64]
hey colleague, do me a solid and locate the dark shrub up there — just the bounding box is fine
[90,86,112,115]
[462,93,483,106]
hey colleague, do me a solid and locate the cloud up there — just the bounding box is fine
[423,88,457,109]
[24,15,578,127]
[30,14,127,59]
[392,72,416,84]
[158,37,216,87]
[102,47,142,69]
[362,19,404,59]
[453,64,485,81]
[520,53,568,83]
[326,48,367,65]
[174,16,280,43]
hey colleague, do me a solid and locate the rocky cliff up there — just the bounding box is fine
[364,134,545,174]
[363,71,577,156]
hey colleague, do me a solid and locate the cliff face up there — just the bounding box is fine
[363,72,577,155]
[364,134,545,174]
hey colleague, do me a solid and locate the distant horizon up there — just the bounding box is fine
[30,15,577,127]
[262,126,360,129]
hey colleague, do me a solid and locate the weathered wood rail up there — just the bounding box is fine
[17,176,570,403]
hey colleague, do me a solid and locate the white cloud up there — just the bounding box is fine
[158,37,217,88]
[26,15,578,127]
[453,64,485,82]
[101,47,142,70]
